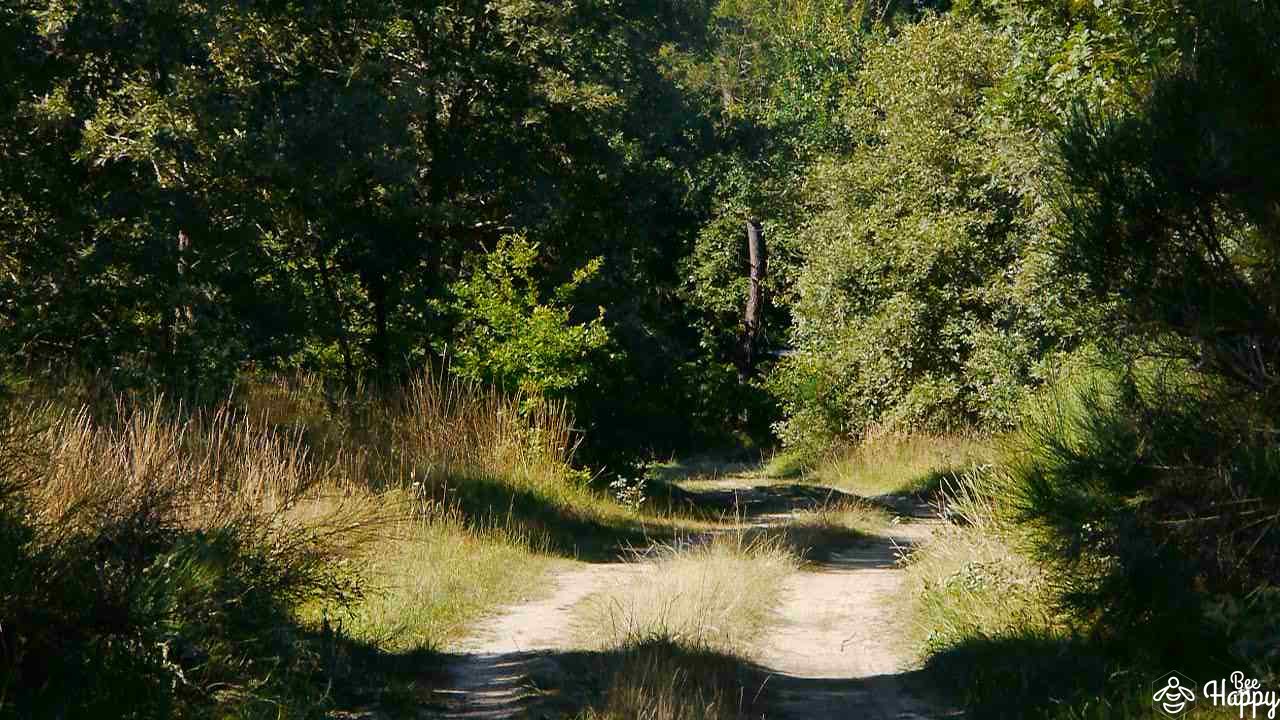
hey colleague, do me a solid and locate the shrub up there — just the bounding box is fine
[0,402,374,718]
[1005,359,1280,667]
[774,14,1056,449]
[447,234,612,404]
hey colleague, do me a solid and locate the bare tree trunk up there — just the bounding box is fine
[176,229,192,329]
[311,231,357,390]
[160,227,192,387]
[740,218,767,379]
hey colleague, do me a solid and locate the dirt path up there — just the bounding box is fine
[428,480,950,719]
[755,518,942,719]
[430,562,644,718]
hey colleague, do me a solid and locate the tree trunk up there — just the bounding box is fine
[161,226,192,389]
[740,218,767,379]
[312,232,357,390]
[366,272,391,385]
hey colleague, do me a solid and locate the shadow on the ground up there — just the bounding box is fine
[679,482,863,515]
[445,467,936,564]
[917,629,1238,720]
[441,473,699,562]
[663,479,937,520]
[417,640,952,719]
[635,478,935,568]
[917,632,1127,720]
[779,524,922,568]
[646,453,765,485]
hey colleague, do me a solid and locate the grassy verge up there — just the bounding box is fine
[905,456,1251,719]
[338,506,557,652]
[1,371,700,717]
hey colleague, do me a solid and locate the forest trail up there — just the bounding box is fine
[427,473,949,719]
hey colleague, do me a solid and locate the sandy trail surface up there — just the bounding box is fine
[427,479,952,719]
[755,516,941,719]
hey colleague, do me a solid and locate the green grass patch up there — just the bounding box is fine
[815,433,993,496]
[762,450,807,480]
[337,507,557,652]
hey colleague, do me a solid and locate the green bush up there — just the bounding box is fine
[773,13,1057,449]
[1006,359,1280,666]
[448,234,612,403]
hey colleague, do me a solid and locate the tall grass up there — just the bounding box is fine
[905,465,1059,653]
[907,359,1280,718]
[241,371,579,493]
[0,370,607,717]
[0,400,378,717]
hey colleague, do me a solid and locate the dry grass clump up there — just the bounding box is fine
[28,399,381,541]
[789,498,890,536]
[241,371,577,488]
[241,372,637,550]
[571,531,793,720]
[578,531,797,655]
[576,641,757,720]
[0,399,383,717]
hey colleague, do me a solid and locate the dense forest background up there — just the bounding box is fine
[6,0,1275,470]
[10,0,1263,467]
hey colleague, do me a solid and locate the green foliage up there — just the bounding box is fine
[774,14,1058,447]
[0,0,734,461]
[448,235,612,401]
[672,0,866,415]
[1049,0,1280,401]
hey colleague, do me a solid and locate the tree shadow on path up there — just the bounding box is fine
[421,643,956,719]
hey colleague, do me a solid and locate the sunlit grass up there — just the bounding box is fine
[904,478,1054,657]
[339,504,557,651]
[569,531,795,720]
[237,373,719,654]
[5,369,717,715]
[814,433,993,496]
[578,531,797,655]
[904,460,1248,719]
